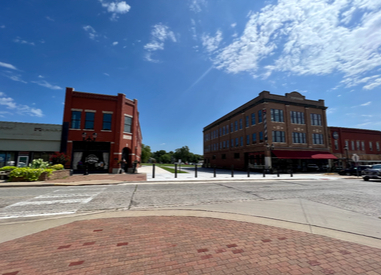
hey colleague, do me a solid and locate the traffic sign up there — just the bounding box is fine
[352,154,360,162]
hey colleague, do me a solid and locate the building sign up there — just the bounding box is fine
[85,154,99,164]
[333,131,339,140]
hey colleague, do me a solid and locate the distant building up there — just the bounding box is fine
[203,91,337,171]
[62,87,142,173]
[329,127,381,167]
[0,121,62,167]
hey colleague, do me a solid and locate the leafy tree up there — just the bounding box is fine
[161,153,172,163]
[141,144,152,163]
[173,146,191,162]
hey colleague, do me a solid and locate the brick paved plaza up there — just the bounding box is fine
[1,216,381,275]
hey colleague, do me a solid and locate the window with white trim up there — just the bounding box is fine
[312,133,324,144]
[124,116,132,133]
[271,109,284,122]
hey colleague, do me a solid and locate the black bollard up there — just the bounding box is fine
[247,167,250,177]
[152,163,155,178]
[214,166,216,177]
[263,168,265,177]
[277,168,280,177]
[231,165,234,177]
[175,164,177,178]
[290,169,293,177]
[195,164,198,178]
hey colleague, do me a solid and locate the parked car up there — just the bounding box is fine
[307,164,319,172]
[338,165,371,176]
[362,164,381,181]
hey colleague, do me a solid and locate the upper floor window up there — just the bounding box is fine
[271,109,284,122]
[230,123,233,133]
[222,126,225,135]
[226,124,229,133]
[313,133,324,144]
[231,139,234,148]
[291,111,305,124]
[102,113,112,130]
[84,112,95,129]
[245,116,249,127]
[311,113,322,126]
[239,119,243,130]
[272,131,285,143]
[356,141,360,150]
[235,121,238,131]
[124,116,132,133]
[235,137,239,147]
[258,110,262,123]
[246,135,250,145]
[377,142,380,151]
[361,141,365,151]
[240,136,243,146]
[227,140,229,148]
[71,111,81,129]
[251,113,256,125]
[369,141,373,151]
[259,131,264,142]
[292,132,306,144]
[345,140,349,148]
[351,140,355,150]
[252,133,257,144]
[219,128,222,137]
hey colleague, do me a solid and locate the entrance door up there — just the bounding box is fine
[17,156,29,167]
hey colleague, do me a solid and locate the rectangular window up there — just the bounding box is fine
[71,111,81,129]
[124,116,132,133]
[351,140,355,150]
[311,113,322,126]
[345,140,349,148]
[290,111,305,124]
[220,142,222,149]
[84,112,95,129]
[271,109,284,122]
[239,119,243,130]
[252,133,257,144]
[251,113,256,125]
[259,131,263,142]
[231,123,233,133]
[240,136,243,146]
[361,141,365,151]
[292,132,306,144]
[226,125,229,133]
[258,110,262,123]
[377,142,380,151]
[245,116,249,127]
[369,141,373,151]
[227,140,229,148]
[356,141,360,150]
[334,140,338,150]
[272,131,285,142]
[235,137,239,147]
[246,135,250,145]
[313,134,324,144]
[235,121,238,131]
[231,139,234,147]
[219,128,222,137]
[102,113,112,130]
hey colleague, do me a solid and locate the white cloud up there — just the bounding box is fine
[0,92,43,117]
[112,41,118,46]
[144,52,159,63]
[99,0,131,21]
[210,0,381,88]
[83,25,98,40]
[31,80,62,90]
[38,75,44,78]
[104,73,110,76]
[46,16,54,21]
[144,23,176,62]
[0,25,5,28]
[2,71,27,83]
[360,101,372,106]
[13,37,35,46]
[201,30,223,52]
[189,0,206,13]
[0,61,17,70]
[231,23,237,28]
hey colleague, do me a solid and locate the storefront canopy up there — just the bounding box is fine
[272,150,337,159]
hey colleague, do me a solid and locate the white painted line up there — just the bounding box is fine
[0,211,76,220]
[8,198,93,207]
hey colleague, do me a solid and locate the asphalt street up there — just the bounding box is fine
[1,178,381,221]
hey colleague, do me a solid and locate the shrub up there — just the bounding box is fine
[50,164,64,170]
[29,158,50,169]
[9,168,54,182]
[0,166,17,172]
[50,152,70,165]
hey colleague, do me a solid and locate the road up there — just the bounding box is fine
[1,178,381,221]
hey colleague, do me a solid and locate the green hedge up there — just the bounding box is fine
[9,168,54,182]
[0,166,17,172]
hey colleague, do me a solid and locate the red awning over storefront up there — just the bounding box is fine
[272,150,337,159]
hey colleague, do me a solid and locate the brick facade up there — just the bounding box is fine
[203,91,334,171]
[62,88,142,173]
[329,127,381,167]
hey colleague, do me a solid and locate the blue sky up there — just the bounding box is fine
[1,0,381,155]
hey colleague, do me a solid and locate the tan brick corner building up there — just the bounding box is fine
[203,91,337,171]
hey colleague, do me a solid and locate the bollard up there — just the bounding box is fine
[277,168,280,177]
[152,163,155,178]
[263,168,265,177]
[231,165,234,177]
[290,169,293,177]
[175,164,177,178]
[195,164,198,178]
[214,166,216,177]
[70,169,73,176]
[247,167,250,177]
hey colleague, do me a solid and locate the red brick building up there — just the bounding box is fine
[62,88,142,173]
[329,127,381,167]
[203,91,337,171]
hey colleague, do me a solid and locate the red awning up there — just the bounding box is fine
[272,150,337,159]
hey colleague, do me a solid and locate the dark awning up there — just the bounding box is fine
[272,150,337,159]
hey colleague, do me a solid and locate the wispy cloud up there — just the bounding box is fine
[360,101,372,106]
[13,37,35,46]
[189,0,206,13]
[83,25,98,40]
[0,92,43,117]
[144,23,176,62]
[2,71,27,83]
[99,0,131,21]
[201,30,222,53]
[112,41,118,46]
[210,0,381,89]
[0,25,5,29]
[46,16,54,21]
[104,73,110,76]
[0,61,17,70]
[31,80,62,90]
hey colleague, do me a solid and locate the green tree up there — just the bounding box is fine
[152,150,167,163]
[173,146,191,162]
[141,144,152,163]
[161,153,172,163]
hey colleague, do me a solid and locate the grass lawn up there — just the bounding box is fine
[141,163,188,173]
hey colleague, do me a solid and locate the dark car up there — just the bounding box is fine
[362,164,381,181]
[338,165,371,176]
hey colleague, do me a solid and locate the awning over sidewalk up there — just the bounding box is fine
[272,150,337,159]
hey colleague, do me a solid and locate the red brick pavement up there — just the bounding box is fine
[1,216,381,275]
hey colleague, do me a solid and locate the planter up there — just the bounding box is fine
[9,169,71,182]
